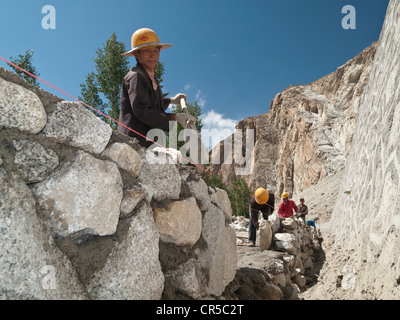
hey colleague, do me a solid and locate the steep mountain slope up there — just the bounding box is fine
[209,42,377,198]
[314,0,400,299]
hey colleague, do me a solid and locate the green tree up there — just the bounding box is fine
[154,61,168,96]
[79,32,130,129]
[203,174,226,191]
[169,100,203,150]
[227,178,252,218]
[9,49,40,87]
[79,72,103,115]
[203,175,252,218]
[80,33,168,130]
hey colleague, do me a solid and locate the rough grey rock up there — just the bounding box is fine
[164,258,203,299]
[292,274,306,289]
[281,218,297,230]
[186,178,212,212]
[101,142,143,177]
[41,101,112,154]
[0,168,88,299]
[153,197,202,247]
[223,225,238,287]
[259,220,273,251]
[31,150,123,238]
[0,77,47,134]
[150,146,185,164]
[197,204,237,296]
[138,152,181,202]
[13,140,59,183]
[210,187,233,218]
[268,213,281,234]
[120,185,147,218]
[223,267,283,300]
[0,66,63,114]
[274,233,298,255]
[87,202,165,300]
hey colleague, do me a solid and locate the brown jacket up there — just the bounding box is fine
[249,192,275,228]
[118,63,174,148]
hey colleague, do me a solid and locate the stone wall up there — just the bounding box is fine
[0,66,236,300]
[225,214,322,300]
[329,0,400,299]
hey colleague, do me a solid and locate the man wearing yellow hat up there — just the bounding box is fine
[278,192,298,218]
[118,28,195,147]
[248,188,275,247]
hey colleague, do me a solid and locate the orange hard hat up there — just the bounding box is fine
[122,28,172,57]
[255,188,269,205]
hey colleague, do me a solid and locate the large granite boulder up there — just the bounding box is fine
[0,77,47,134]
[41,101,112,154]
[153,197,202,247]
[87,202,165,300]
[31,150,123,238]
[0,168,88,299]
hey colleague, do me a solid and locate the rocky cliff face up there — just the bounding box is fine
[212,0,400,300]
[209,41,377,197]
[327,0,400,299]
[0,66,236,300]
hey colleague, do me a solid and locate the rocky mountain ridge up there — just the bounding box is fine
[209,41,378,198]
[218,0,400,300]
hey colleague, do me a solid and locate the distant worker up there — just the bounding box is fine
[306,220,316,228]
[298,197,308,221]
[278,192,298,218]
[248,188,275,247]
[118,28,195,148]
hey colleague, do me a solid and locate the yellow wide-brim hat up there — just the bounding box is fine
[122,28,173,57]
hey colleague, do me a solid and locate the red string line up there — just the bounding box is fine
[0,55,276,213]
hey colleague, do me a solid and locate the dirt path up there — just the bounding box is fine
[230,171,346,300]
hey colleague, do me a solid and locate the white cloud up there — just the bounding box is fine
[195,90,206,109]
[169,85,237,150]
[202,110,237,130]
[201,109,238,150]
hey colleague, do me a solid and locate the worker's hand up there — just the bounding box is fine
[170,93,187,105]
[176,113,196,128]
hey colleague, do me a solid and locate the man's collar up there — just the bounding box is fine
[135,62,146,72]
[135,63,158,83]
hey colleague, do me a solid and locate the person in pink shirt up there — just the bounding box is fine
[278,192,298,218]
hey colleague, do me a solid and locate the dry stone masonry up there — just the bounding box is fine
[225,214,321,300]
[2,0,397,300]
[0,66,237,300]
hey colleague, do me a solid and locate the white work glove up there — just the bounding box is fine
[170,93,187,105]
[175,113,196,129]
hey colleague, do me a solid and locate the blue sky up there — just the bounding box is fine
[0,0,390,149]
